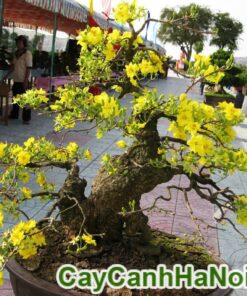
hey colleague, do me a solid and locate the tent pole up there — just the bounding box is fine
[49,12,57,97]
[0,0,4,41]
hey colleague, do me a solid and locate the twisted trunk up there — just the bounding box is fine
[57,117,176,242]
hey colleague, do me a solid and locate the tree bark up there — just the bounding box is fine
[57,118,177,243]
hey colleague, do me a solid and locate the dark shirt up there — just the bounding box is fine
[234,92,244,109]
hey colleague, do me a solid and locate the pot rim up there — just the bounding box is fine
[6,258,233,296]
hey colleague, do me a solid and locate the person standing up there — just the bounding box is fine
[176,46,187,72]
[6,35,33,124]
[234,87,245,109]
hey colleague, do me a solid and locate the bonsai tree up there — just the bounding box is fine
[0,1,247,294]
[202,49,247,102]
[210,49,246,89]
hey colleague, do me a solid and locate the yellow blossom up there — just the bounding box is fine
[86,27,103,45]
[17,151,31,166]
[0,143,7,157]
[179,93,188,102]
[21,187,32,199]
[0,272,3,287]
[103,43,116,61]
[168,122,187,140]
[116,140,127,149]
[23,220,37,232]
[36,172,46,187]
[94,92,120,118]
[177,111,193,127]
[218,102,243,121]
[18,239,37,259]
[11,228,25,246]
[139,59,155,76]
[113,2,131,24]
[67,142,79,157]
[187,135,213,156]
[122,31,132,40]
[24,137,35,148]
[20,171,30,184]
[130,77,138,86]
[84,149,92,160]
[185,121,201,135]
[107,29,121,43]
[0,211,4,227]
[125,63,139,78]
[133,35,143,47]
[82,233,96,246]
[31,232,46,246]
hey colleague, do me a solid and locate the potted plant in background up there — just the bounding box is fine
[0,1,247,295]
[204,49,247,106]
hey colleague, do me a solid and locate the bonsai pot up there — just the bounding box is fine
[7,259,232,296]
[204,92,235,107]
[6,259,87,296]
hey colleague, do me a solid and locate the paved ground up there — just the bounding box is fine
[1,76,247,295]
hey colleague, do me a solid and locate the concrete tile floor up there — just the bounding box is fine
[1,76,247,295]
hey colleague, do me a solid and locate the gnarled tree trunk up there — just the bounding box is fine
[57,118,176,242]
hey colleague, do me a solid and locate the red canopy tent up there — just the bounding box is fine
[2,0,87,35]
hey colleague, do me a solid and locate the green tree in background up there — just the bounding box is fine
[210,12,243,51]
[158,3,213,61]
[193,40,204,54]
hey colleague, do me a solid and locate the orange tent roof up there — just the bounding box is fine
[3,0,87,35]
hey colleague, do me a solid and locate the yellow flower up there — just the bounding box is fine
[125,63,139,78]
[32,232,46,246]
[179,93,188,102]
[111,85,123,93]
[133,35,143,47]
[18,239,37,259]
[84,149,92,160]
[67,142,79,157]
[86,27,103,45]
[168,122,187,140]
[0,143,7,157]
[103,43,116,61]
[17,151,31,166]
[102,153,110,163]
[116,140,127,149]
[20,171,30,184]
[0,271,3,287]
[54,150,67,161]
[218,102,243,121]
[11,228,25,246]
[187,135,213,156]
[82,233,96,246]
[198,157,207,165]
[24,137,35,148]
[36,172,46,187]
[21,187,32,199]
[23,220,37,232]
[94,92,120,118]
[0,211,4,227]
[224,126,236,142]
[122,31,132,40]
[130,77,138,86]
[11,145,22,156]
[185,121,201,135]
[139,59,155,76]
[113,2,131,24]
[107,29,121,43]
[177,111,193,127]
[201,104,215,120]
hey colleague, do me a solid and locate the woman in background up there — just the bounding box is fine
[5,35,33,124]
